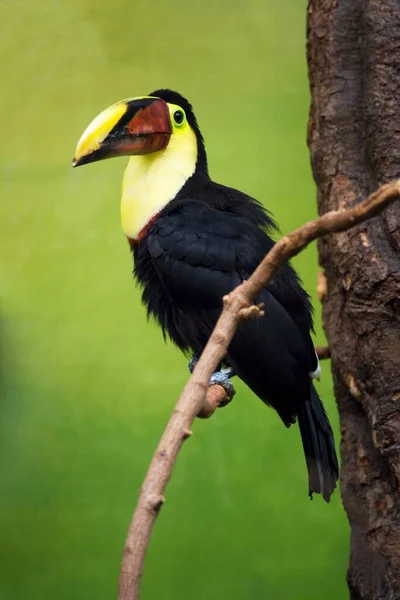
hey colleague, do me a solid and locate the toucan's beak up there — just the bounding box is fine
[72,97,172,167]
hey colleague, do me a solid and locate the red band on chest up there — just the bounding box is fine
[126,212,161,249]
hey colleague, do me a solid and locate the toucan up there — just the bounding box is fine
[72,89,339,501]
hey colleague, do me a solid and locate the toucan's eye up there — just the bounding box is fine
[173,110,185,126]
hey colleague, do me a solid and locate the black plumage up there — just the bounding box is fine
[133,90,339,502]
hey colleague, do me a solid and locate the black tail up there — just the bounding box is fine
[297,385,339,502]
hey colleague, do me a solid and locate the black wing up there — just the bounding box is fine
[146,201,317,423]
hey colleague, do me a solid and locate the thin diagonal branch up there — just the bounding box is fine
[118,180,400,600]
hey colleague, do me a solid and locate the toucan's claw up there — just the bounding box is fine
[209,371,236,405]
[189,355,236,405]
[188,354,199,374]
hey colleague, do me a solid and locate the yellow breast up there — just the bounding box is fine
[121,125,198,240]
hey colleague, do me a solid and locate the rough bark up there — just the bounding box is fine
[307,1,400,598]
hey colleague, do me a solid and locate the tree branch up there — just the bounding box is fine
[315,345,331,360]
[118,180,400,600]
[197,384,230,418]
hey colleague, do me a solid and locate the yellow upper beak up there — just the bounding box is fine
[72,101,128,167]
[72,96,172,167]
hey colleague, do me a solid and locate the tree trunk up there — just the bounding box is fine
[307,1,400,598]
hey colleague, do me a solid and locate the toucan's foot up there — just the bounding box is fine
[189,356,236,406]
[188,354,199,374]
[209,368,236,406]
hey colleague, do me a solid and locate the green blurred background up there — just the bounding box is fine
[0,1,348,598]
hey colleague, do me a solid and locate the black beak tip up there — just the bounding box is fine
[71,155,89,168]
[71,148,107,168]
